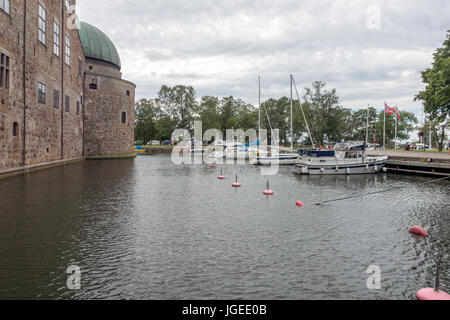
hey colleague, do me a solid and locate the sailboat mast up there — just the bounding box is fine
[290,75,294,149]
[292,75,314,147]
[258,76,261,144]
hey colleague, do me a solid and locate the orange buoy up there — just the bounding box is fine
[409,226,429,237]
[417,260,450,300]
[232,175,241,188]
[263,180,274,195]
[296,201,304,207]
[218,170,225,180]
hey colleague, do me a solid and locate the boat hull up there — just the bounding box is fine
[293,160,387,175]
[251,155,299,166]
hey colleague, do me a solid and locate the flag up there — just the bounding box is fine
[384,102,394,115]
[396,107,401,121]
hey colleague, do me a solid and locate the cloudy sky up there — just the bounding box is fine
[77,0,449,122]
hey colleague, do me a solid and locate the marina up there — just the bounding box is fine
[0,0,449,306]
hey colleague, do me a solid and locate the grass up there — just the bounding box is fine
[141,145,173,149]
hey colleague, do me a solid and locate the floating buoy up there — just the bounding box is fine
[417,288,450,300]
[218,170,225,180]
[209,164,216,168]
[409,226,429,237]
[296,201,304,207]
[263,180,274,195]
[417,260,450,300]
[232,175,241,188]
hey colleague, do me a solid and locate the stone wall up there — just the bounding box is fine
[0,0,25,169]
[0,0,84,169]
[84,64,136,157]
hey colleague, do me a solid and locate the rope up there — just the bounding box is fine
[313,176,449,206]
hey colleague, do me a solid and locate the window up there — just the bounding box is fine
[38,4,46,44]
[13,122,18,137]
[53,89,59,108]
[78,58,82,76]
[38,82,46,104]
[65,95,70,112]
[65,35,71,66]
[89,83,97,90]
[121,112,126,124]
[65,0,70,10]
[0,0,10,15]
[76,101,80,115]
[53,21,60,56]
[0,52,10,90]
[126,90,130,96]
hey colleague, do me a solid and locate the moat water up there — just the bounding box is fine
[0,154,448,299]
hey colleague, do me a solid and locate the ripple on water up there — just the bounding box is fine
[0,155,448,299]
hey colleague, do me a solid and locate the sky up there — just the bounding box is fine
[77,0,449,124]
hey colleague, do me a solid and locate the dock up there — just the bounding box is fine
[367,150,450,177]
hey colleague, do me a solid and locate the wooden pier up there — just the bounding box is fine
[367,150,450,177]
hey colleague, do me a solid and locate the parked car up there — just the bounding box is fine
[147,140,161,146]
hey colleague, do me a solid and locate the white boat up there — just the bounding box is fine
[251,153,299,165]
[293,142,388,175]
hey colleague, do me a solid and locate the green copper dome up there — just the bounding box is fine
[78,21,121,70]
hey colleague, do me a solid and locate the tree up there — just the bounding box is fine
[302,81,340,146]
[134,98,163,144]
[158,85,197,131]
[415,31,450,151]
[197,96,221,132]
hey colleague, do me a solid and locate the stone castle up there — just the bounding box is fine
[0,0,135,175]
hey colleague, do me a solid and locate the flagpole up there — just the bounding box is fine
[383,106,386,149]
[365,104,369,146]
[395,105,398,150]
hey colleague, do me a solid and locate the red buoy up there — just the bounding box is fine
[218,170,225,180]
[209,164,216,168]
[409,226,429,237]
[296,201,304,207]
[416,288,450,300]
[263,180,274,195]
[417,260,450,300]
[232,175,241,188]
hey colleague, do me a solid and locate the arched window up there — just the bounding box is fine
[13,122,18,137]
[89,83,97,90]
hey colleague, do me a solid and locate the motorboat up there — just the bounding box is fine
[293,142,388,175]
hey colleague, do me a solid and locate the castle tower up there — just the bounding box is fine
[78,21,136,159]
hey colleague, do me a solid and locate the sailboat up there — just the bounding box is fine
[293,107,388,175]
[251,75,300,165]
